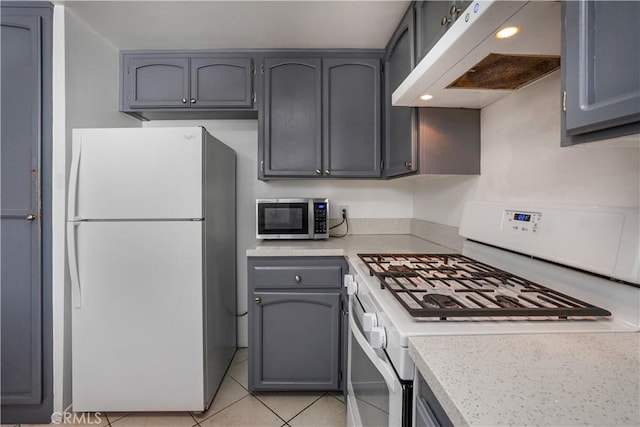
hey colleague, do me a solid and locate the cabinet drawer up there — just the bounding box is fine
[252,265,343,289]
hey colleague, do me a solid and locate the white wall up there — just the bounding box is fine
[143,119,414,346]
[412,72,640,227]
[52,5,140,413]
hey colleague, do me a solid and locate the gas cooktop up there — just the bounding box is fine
[358,253,611,320]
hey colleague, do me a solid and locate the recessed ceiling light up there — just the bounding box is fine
[495,26,519,39]
[420,94,433,101]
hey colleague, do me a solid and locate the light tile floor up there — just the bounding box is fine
[9,348,346,427]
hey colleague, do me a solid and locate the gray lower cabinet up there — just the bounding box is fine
[1,2,53,424]
[562,0,640,145]
[260,54,382,179]
[384,5,417,178]
[121,52,256,114]
[248,257,348,391]
[414,370,453,427]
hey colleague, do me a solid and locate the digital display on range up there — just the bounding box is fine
[513,213,531,222]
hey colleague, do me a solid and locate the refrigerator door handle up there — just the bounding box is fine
[67,139,82,221]
[67,222,81,308]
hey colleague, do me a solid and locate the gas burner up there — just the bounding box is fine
[358,253,612,320]
[422,294,462,308]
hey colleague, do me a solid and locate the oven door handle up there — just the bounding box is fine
[349,309,397,393]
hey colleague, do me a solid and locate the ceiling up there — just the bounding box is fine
[60,1,410,50]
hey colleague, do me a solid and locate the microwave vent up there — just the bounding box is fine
[447,53,561,90]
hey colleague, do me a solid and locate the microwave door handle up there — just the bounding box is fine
[348,301,397,392]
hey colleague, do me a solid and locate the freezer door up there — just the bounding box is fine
[69,127,203,220]
[71,221,204,411]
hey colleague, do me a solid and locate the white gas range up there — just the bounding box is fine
[345,202,640,427]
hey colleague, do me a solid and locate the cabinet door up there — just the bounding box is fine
[563,1,640,139]
[1,5,53,424]
[190,56,254,109]
[1,13,42,408]
[125,56,189,109]
[415,1,452,63]
[251,292,341,391]
[384,7,418,178]
[262,58,322,177]
[323,58,381,178]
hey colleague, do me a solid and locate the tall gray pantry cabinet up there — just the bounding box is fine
[0,2,53,424]
[248,257,348,391]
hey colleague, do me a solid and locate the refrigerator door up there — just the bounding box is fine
[69,127,203,220]
[70,221,204,411]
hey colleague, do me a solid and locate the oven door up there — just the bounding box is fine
[256,199,312,239]
[347,296,404,427]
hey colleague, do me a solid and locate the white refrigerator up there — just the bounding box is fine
[67,127,236,412]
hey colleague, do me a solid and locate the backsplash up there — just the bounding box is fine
[412,72,639,228]
[410,219,464,252]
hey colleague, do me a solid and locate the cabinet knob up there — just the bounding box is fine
[295,275,301,283]
[441,16,452,26]
[404,161,413,169]
[324,169,330,175]
[182,98,187,104]
[26,214,36,221]
[315,169,322,174]
[450,5,461,16]
[254,297,261,304]
[190,98,196,104]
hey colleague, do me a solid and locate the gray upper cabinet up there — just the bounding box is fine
[323,58,381,178]
[262,57,322,178]
[415,0,471,63]
[384,6,417,178]
[125,56,190,109]
[190,57,253,108]
[260,53,383,179]
[562,0,640,145]
[121,52,256,114]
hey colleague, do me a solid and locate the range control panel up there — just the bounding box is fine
[502,210,542,235]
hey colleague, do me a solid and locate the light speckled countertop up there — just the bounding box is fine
[409,333,640,427]
[246,234,457,258]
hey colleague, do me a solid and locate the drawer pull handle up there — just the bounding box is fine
[295,275,301,283]
[255,297,261,304]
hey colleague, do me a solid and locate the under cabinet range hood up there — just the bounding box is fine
[393,1,561,108]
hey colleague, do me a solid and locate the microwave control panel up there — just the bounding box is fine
[314,202,327,234]
[502,210,542,236]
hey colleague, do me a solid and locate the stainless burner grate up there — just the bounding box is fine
[358,253,611,320]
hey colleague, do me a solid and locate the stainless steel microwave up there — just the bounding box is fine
[256,198,329,240]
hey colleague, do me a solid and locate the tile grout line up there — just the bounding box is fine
[250,393,288,425]
[188,410,201,426]
[328,393,346,404]
[279,391,328,424]
[191,381,249,424]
